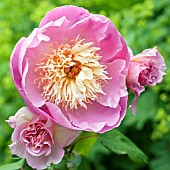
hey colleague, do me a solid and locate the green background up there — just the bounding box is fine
[0,0,170,169]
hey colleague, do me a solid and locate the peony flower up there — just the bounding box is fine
[10,5,130,133]
[7,107,81,170]
[126,47,166,114]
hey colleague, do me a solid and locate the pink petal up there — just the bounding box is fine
[7,107,33,128]
[48,141,64,165]
[9,141,26,158]
[98,21,123,64]
[46,102,79,130]
[126,62,145,114]
[26,153,47,170]
[64,14,124,63]
[40,5,89,28]
[108,36,130,74]
[22,59,45,107]
[66,15,110,44]
[97,59,127,108]
[25,142,64,170]
[99,96,127,133]
[18,28,47,75]
[10,37,26,90]
[66,101,121,132]
[46,99,124,132]
[11,123,28,142]
[54,125,81,147]
[39,16,70,43]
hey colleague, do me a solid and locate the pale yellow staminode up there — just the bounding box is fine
[35,36,109,109]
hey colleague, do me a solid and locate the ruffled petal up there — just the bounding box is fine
[40,5,89,28]
[97,59,127,108]
[7,107,33,128]
[65,101,121,133]
[25,142,64,170]
[126,62,145,114]
[99,96,127,133]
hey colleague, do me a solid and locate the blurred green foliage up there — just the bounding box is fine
[0,0,170,169]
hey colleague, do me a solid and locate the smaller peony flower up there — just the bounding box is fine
[126,47,166,114]
[7,107,81,170]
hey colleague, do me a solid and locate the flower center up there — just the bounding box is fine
[25,123,47,146]
[35,36,109,109]
[139,61,159,86]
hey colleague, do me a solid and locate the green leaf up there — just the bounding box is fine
[67,155,82,170]
[10,155,21,160]
[151,138,170,170]
[77,156,92,170]
[49,155,82,170]
[48,155,69,170]
[22,160,34,170]
[99,129,148,163]
[74,131,98,157]
[0,159,24,170]
[123,90,157,130]
[88,138,110,160]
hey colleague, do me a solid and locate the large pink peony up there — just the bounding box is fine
[126,47,166,114]
[8,107,81,170]
[10,5,130,133]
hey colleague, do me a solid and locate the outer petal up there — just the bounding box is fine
[22,58,45,107]
[10,37,26,90]
[39,16,70,43]
[97,59,127,108]
[46,102,79,130]
[65,15,109,45]
[18,28,49,76]
[9,141,26,159]
[47,142,64,165]
[54,125,81,147]
[98,22,125,64]
[40,5,89,28]
[7,107,33,128]
[26,154,47,170]
[65,102,122,133]
[45,100,123,133]
[108,36,130,74]
[9,123,28,158]
[126,62,145,114]
[25,142,64,170]
[99,96,127,133]
[68,102,120,132]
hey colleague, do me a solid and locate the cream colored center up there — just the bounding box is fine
[35,36,109,109]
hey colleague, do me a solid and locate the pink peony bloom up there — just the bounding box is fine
[7,107,81,170]
[10,5,130,133]
[126,47,166,114]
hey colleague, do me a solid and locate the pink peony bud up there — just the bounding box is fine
[126,47,166,114]
[8,107,81,170]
